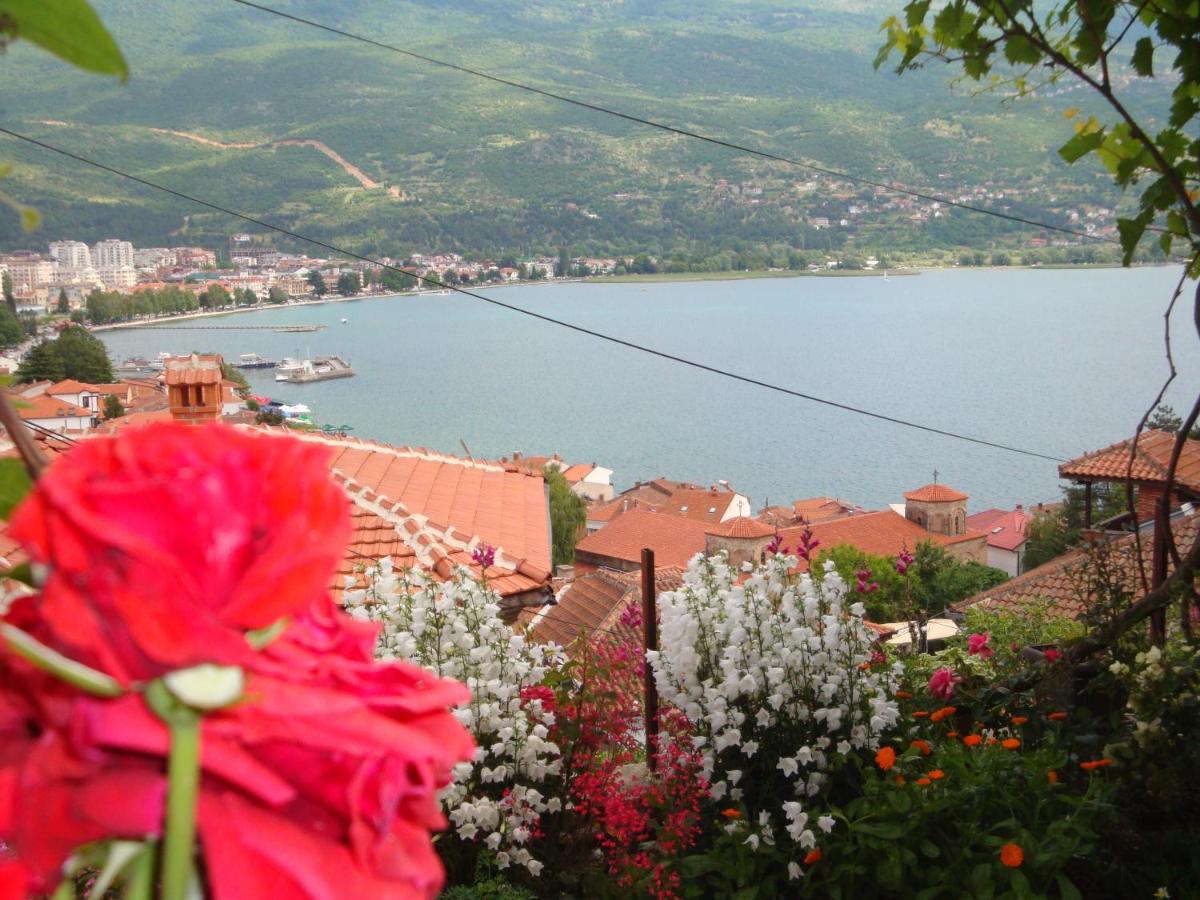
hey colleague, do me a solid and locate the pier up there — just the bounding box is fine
[125,324,326,332]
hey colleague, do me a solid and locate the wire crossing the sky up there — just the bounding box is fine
[0,126,1067,462]
[227,0,1123,247]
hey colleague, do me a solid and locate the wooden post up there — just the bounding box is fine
[1084,482,1093,529]
[641,547,659,772]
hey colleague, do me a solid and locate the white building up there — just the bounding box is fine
[133,247,174,269]
[95,265,138,291]
[0,254,55,293]
[49,240,92,269]
[16,394,94,435]
[92,239,135,268]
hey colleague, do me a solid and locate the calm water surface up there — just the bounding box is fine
[99,267,1199,511]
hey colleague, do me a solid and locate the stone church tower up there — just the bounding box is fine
[904,483,969,537]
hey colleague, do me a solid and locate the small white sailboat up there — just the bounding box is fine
[340,317,348,324]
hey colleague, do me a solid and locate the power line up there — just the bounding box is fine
[227,0,1124,247]
[0,126,1066,462]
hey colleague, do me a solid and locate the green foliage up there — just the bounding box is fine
[307,270,328,297]
[336,272,361,295]
[199,283,230,309]
[0,305,23,347]
[267,286,288,304]
[85,286,200,325]
[54,324,113,383]
[1147,403,1200,440]
[255,408,284,426]
[802,739,1112,898]
[102,392,123,419]
[2,272,14,316]
[544,466,587,568]
[877,1,1200,271]
[0,456,32,520]
[439,871,536,900]
[55,288,69,315]
[14,339,64,383]
[0,0,126,78]
[817,542,1008,622]
[219,360,249,393]
[961,601,1087,657]
[1023,483,1127,571]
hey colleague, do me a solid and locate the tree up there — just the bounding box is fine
[56,289,69,315]
[336,272,361,295]
[267,286,288,304]
[556,248,570,278]
[0,307,22,347]
[15,341,66,383]
[200,283,230,309]
[544,466,587,568]
[1148,404,1200,440]
[307,270,328,296]
[255,408,285,426]
[380,268,407,292]
[219,360,250,394]
[55,325,114,383]
[102,393,124,419]
[2,272,15,317]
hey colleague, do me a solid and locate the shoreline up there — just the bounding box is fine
[90,261,1175,332]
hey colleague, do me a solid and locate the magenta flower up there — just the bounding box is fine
[895,547,915,575]
[766,533,788,556]
[1043,648,1062,664]
[472,542,495,571]
[797,527,821,561]
[854,568,879,594]
[929,667,961,700]
[967,632,995,659]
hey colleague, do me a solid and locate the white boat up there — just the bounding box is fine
[275,357,304,381]
[279,355,355,384]
[235,352,277,369]
[340,317,348,324]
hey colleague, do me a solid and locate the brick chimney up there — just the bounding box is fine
[164,353,224,423]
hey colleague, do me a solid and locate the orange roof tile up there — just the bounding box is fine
[45,379,104,395]
[12,394,91,420]
[959,516,1199,617]
[560,463,594,484]
[272,431,553,595]
[1058,430,1200,494]
[576,508,711,569]
[164,354,223,386]
[781,510,982,571]
[707,516,776,539]
[97,410,174,432]
[655,488,739,522]
[966,507,1032,552]
[904,484,969,503]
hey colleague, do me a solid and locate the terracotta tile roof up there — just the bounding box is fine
[780,510,981,572]
[517,566,685,652]
[588,496,655,523]
[45,379,103,395]
[792,496,868,523]
[561,463,594,484]
[655,488,738,522]
[164,354,223,386]
[958,516,1200,618]
[97,410,175,432]
[966,508,1031,552]
[707,516,776,539]
[904,483,969,503]
[576,508,711,569]
[1058,430,1200,494]
[12,394,91,420]
[617,478,703,506]
[259,431,553,597]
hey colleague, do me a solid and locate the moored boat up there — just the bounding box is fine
[234,353,277,369]
[279,355,355,383]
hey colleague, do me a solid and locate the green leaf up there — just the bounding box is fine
[1055,874,1082,900]
[1058,128,1105,164]
[1131,37,1154,78]
[0,457,33,520]
[0,0,127,79]
[919,838,941,858]
[1,562,35,587]
[1003,34,1041,66]
[1117,215,1150,265]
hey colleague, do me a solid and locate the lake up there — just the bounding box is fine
[98,267,1199,512]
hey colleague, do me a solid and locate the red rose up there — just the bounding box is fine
[9,423,351,683]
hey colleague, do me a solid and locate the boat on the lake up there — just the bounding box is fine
[275,357,305,381]
[278,355,355,384]
[234,353,277,369]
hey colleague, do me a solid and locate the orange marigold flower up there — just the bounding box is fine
[1000,843,1024,868]
[895,690,913,699]
[894,775,906,784]
[875,746,896,771]
[1011,716,1029,726]
[912,711,930,719]
[859,661,872,670]
[963,735,982,747]
[986,737,998,746]
[804,849,822,865]
[1080,758,1114,771]
[930,706,957,722]
[721,808,742,820]
[1047,771,1059,784]
[910,739,932,756]
[946,731,959,739]
[1002,738,1021,750]
[1048,711,1068,721]
[928,769,945,780]
[916,777,932,786]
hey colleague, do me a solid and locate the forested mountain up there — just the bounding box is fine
[0,0,1171,262]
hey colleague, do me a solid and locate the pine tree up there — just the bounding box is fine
[15,341,66,383]
[55,325,114,383]
[56,289,70,315]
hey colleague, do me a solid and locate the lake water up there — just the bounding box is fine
[98,267,1199,512]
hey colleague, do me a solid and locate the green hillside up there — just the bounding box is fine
[0,0,1171,262]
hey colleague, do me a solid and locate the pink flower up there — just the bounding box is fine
[797,528,820,561]
[894,548,915,575]
[471,542,495,571]
[854,569,879,594]
[928,667,961,700]
[967,632,995,659]
[520,685,556,713]
[765,534,788,556]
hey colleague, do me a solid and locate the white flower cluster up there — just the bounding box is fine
[343,560,565,874]
[647,553,902,851]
